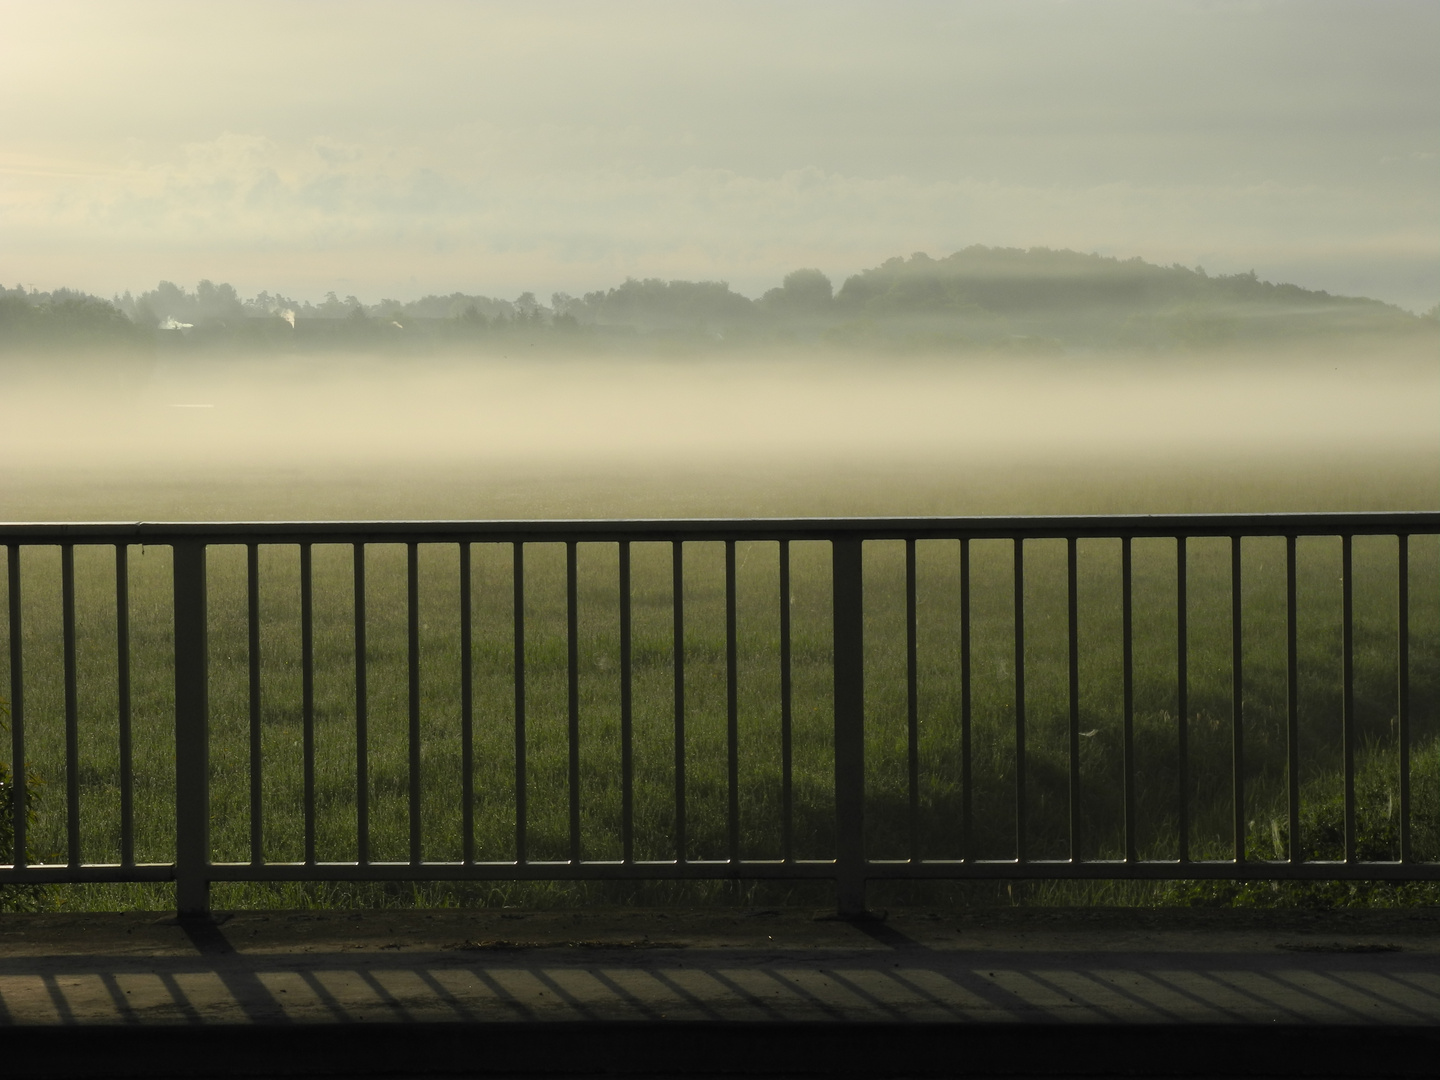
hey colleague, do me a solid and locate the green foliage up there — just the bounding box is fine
[1158,744,1440,909]
[0,695,49,912]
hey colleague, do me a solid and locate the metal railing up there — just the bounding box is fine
[2,513,1437,915]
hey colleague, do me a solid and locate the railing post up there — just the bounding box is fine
[832,538,866,917]
[173,542,210,917]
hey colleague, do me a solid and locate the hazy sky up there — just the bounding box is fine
[2,0,1436,310]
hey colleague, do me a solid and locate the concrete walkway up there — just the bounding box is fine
[3,907,1439,1076]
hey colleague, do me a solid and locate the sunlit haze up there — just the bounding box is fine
[1,342,1434,521]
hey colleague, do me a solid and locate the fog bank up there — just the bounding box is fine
[0,342,1433,522]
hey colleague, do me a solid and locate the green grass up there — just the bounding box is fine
[2,531,1438,911]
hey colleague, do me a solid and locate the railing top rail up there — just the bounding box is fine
[0,511,1437,546]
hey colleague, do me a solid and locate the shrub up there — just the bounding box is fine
[0,696,48,911]
[1158,743,1440,909]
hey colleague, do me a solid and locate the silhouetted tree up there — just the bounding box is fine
[762,268,833,315]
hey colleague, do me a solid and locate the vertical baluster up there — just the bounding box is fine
[619,542,634,865]
[62,545,79,867]
[832,538,865,916]
[173,542,210,916]
[407,542,421,866]
[726,539,739,864]
[673,540,686,862]
[117,545,134,868]
[1286,536,1300,864]
[460,542,474,866]
[905,538,919,862]
[959,538,972,862]
[513,542,527,864]
[779,540,793,864]
[1121,537,1135,864]
[1013,538,1026,864]
[1176,536,1189,864]
[567,542,581,864]
[6,545,24,869]
[1231,536,1244,864]
[1397,535,1411,864]
[248,544,262,865]
[301,544,315,866]
[1067,537,1081,863]
[353,543,368,866]
[1342,534,1355,863]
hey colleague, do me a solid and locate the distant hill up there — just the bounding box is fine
[823,247,1431,351]
[3,248,1435,357]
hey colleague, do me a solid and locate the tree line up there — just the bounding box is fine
[3,247,1435,356]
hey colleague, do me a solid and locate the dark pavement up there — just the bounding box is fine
[3,907,1438,1077]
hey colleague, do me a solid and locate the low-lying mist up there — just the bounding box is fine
[1,340,1434,521]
